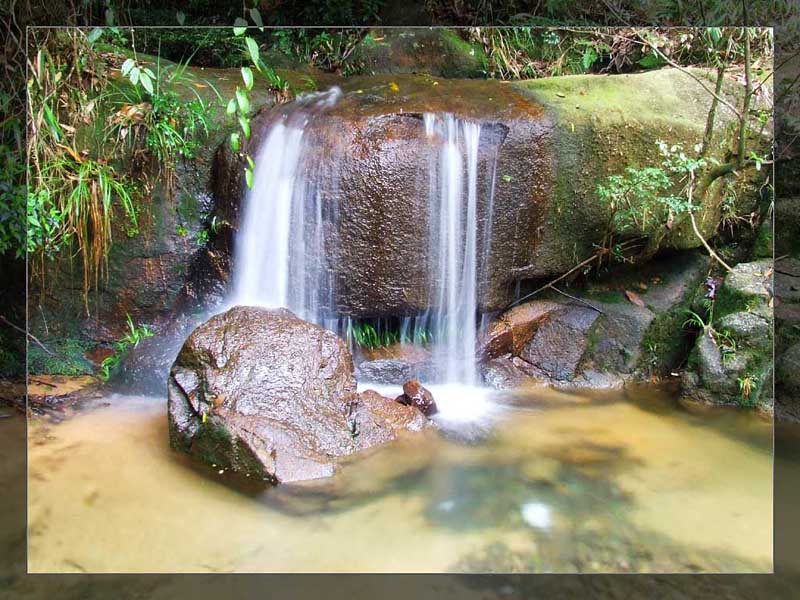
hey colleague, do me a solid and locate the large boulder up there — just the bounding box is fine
[168,306,431,483]
[217,68,741,319]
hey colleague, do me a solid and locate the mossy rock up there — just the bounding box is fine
[346,29,487,78]
[27,338,97,376]
[685,259,774,410]
[752,216,773,259]
[713,259,773,321]
[513,68,742,274]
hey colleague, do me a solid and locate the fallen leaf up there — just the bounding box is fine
[625,290,646,307]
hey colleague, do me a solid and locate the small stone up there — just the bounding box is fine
[396,379,437,416]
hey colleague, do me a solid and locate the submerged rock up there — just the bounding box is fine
[355,344,433,384]
[168,306,433,484]
[396,379,438,416]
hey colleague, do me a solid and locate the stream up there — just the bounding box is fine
[27,384,772,573]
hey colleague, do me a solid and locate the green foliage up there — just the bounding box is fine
[27,29,136,299]
[0,91,26,258]
[345,321,432,350]
[107,55,213,194]
[28,338,94,376]
[597,166,674,235]
[474,28,615,79]
[99,314,154,380]
[596,140,719,251]
[270,29,367,75]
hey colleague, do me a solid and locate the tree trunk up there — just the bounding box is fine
[737,28,753,167]
[700,64,726,158]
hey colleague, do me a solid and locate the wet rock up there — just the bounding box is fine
[478,300,559,361]
[578,302,654,375]
[683,260,773,409]
[351,389,430,450]
[396,379,438,416]
[481,354,537,390]
[354,343,434,384]
[519,305,600,381]
[168,306,359,483]
[217,69,739,319]
[168,306,436,483]
[356,358,418,384]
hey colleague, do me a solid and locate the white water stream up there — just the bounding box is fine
[232,90,500,417]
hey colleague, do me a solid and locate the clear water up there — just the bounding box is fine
[27,386,772,573]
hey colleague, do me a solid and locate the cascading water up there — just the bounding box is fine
[423,113,481,385]
[231,92,500,420]
[232,87,342,320]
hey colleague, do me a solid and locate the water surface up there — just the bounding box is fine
[27,385,772,573]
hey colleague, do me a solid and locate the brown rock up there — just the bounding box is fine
[478,300,560,361]
[352,389,430,450]
[168,306,359,483]
[396,379,438,416]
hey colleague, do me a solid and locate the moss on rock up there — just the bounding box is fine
[513,68,742,273]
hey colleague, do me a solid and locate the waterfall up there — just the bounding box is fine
[232,88,341,320]
[231,94,497,388]
[423,114,483,385]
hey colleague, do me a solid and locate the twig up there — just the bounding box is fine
[550,286,604,314]
[687,172,733,273]
[0,315,57,357]
[502,250,606,312]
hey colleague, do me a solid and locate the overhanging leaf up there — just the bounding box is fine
[238,115,251,139]
[140,72,154,95]
[235,87,250,114]
[241,66,254,90]
[233,18,247,36]
[121,58,135,76]
[245,37,260,67]
[249,7,263,28]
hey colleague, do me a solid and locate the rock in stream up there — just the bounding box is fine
[168,306,433,483]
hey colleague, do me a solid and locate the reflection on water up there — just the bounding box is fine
[27,385,772,573]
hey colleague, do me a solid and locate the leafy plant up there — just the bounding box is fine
[99,313,153,381]
[346,320,433,350]
[738,375,755,404]
[107,53,213,196]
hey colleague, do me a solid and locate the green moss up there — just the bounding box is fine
[192,418,234,467]
[637,278,706,376]
[512,68,739,269]
[714,286,757,323]
[585,290,624,304]
[27,338,96,376]
[438,29,488,76]
[752,219,773,259]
